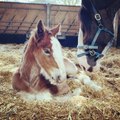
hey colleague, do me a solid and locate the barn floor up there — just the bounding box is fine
[0,44,120,120]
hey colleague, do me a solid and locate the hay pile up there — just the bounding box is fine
[0,44,120,120]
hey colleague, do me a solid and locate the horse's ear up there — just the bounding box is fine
[51,24,61,36]
[36,20,45,39]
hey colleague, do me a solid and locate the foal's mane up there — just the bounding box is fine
[20,28,39,73]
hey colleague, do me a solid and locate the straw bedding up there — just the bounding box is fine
[0,44,120,120]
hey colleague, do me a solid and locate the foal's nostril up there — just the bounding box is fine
[57,75,60,80]
[57,76,62,83]
[52,75,62,83]
[88,67,93,72]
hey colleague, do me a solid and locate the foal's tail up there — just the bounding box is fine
[78,6,92,41]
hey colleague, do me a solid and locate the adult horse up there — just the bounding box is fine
[12,20,78,96]
[77,0,120,72]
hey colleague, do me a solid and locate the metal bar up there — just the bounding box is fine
[0,28,78,32]
[15,14,27,34]
[46,4,51,27]
[0,21,78,27]
[0,29,77,36]
[61,12,68,24]
[65,16,76,33]
[0,26,77,32]
[0,29,76,36]
[49,9,78,13]
[0,9,7,21]
[50,7,60,26]
[26,15,38,33]
[62,28,78,30]
[62,32,78,35]
[0,21,34,24]
[3,15,16,33]
[0,29,26,31]
[0,25,34,28]
[54,9,60,17]
[0,25,78,31]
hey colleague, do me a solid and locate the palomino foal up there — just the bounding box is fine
[12,20,77,96]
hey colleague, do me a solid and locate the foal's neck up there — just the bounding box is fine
[20,38,38,81]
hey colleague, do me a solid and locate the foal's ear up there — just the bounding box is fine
[51,24,61,36]
[36,20,45,39]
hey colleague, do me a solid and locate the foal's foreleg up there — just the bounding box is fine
[12,70,32,92]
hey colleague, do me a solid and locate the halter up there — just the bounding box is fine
[77,0,116,60]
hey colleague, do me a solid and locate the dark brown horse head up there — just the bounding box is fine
[77,1,115,72]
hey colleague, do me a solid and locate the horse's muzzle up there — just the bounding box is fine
[87,66,93,72]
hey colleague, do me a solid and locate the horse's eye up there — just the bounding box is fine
[43,48,51,56]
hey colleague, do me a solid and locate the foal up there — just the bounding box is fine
[12,20,78,95]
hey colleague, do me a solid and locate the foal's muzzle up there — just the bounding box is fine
[50,69,66,84]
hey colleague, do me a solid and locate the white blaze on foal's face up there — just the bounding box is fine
[51,36,66,82]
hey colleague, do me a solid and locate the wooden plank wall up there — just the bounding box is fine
[0,2,79,36]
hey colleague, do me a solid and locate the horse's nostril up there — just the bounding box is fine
[88,67,93,72]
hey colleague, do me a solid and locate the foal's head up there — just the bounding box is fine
[29,20,66,84]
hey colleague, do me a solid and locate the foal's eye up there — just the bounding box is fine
[43,48,51,56]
